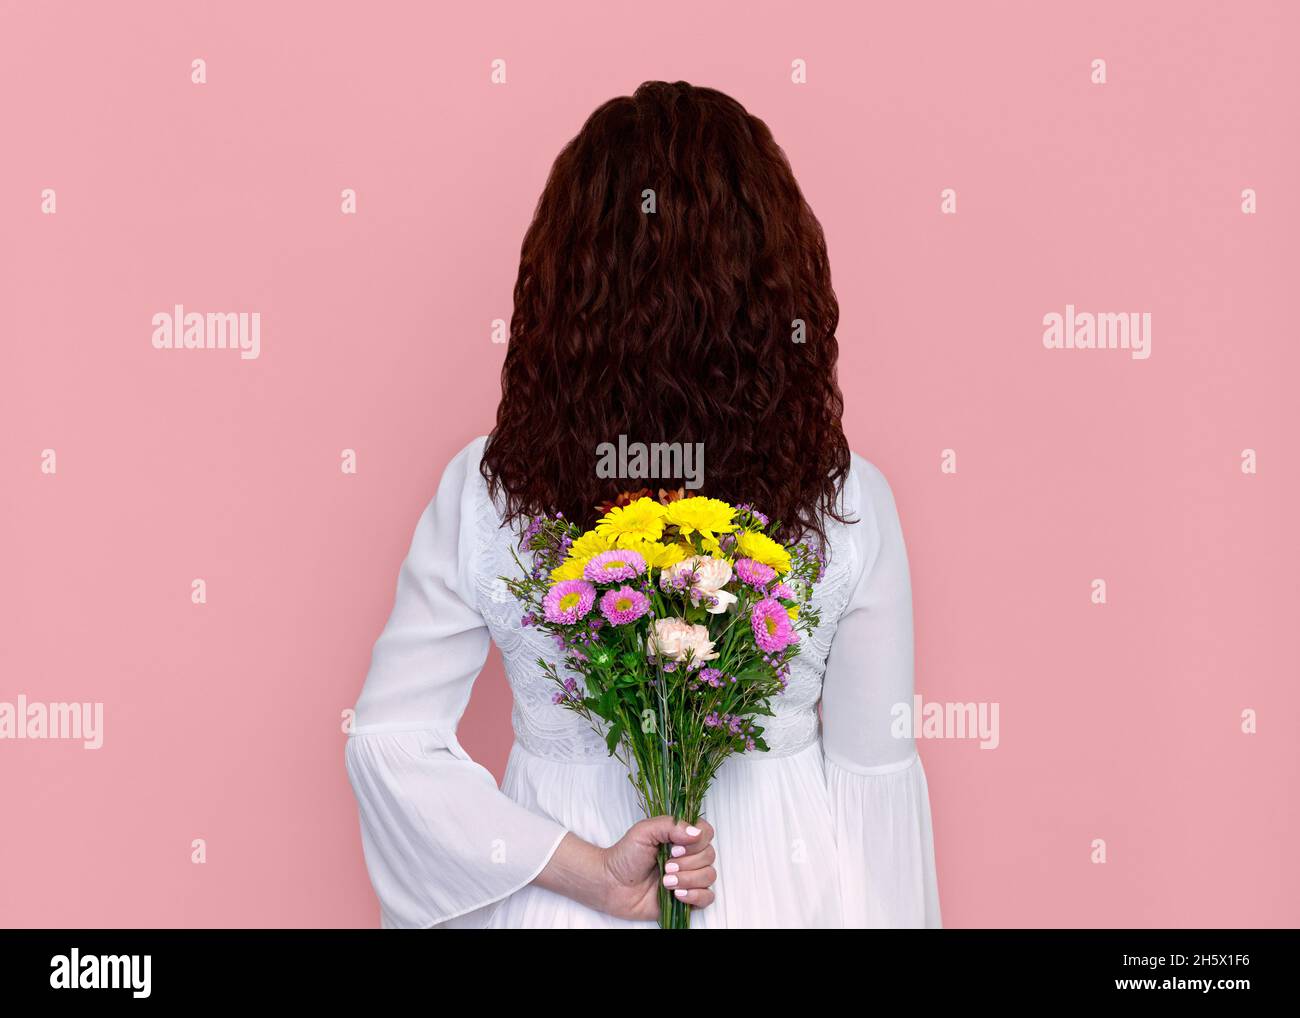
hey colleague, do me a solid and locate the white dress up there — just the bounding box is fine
[344,436,942,929]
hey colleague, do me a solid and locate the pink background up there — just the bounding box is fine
[2,0,1296,927]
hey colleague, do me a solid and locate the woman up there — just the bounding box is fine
[345,81,941,928]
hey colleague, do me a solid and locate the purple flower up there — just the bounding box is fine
[599,585,651,625]
[750,598,798,654]
[583,549,648,583]
[553,678,581,704]
[542,580,596,624]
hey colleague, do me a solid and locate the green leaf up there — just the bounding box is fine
[595,687,622,719]
[605,721,625,756]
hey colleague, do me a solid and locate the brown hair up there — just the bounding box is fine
[481,80,851,548]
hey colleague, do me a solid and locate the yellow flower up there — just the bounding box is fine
[787,605,799,622]
[568,530,613,560]
[664,497,737,541]
[549,558,586,582]
[595,497,667,547]
[548,530,612,583]
[735,530,792,574]
[628,539,691,570]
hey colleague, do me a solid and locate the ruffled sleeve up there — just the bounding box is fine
[344,436,568,928]
[820,454,942,928]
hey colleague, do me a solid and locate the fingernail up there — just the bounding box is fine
[674,889,688,900]
[665,862,679,874]
[671,845,686,858]
[686,825,701,837]
[662,874,678,888]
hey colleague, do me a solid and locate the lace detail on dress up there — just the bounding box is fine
[470,480,613,762]
[466,466,856,763]
[757,512,856,757]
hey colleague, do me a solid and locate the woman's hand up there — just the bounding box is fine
[601,816,717,919]
[533,818,718,921]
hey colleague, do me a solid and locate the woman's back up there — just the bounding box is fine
[346,435,941,928]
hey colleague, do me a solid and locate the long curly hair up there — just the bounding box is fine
[481,80,852,549]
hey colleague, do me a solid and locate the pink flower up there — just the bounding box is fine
[647,617,719,666]
[583,549,647,583]
[771,582,795,600]
[599,585,651,625]
[542,580,596,624]
[734,557,776,589]
[750,598,798,654]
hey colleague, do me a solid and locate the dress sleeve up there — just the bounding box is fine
[344,437,568,928]
[820,454,942,928]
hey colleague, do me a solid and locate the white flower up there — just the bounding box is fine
[705,589,737,615]
[661,556,733,609]
[647,617,719,663]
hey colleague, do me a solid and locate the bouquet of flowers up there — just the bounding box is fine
[503,492,823,928]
